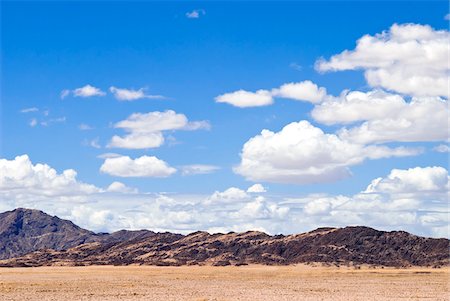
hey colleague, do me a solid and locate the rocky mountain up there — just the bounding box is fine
[0,208,153,260]
[0,208,448,267]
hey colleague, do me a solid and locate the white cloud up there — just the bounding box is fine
[272,80,327,103]
[234,120,420,184]
[106,181,138,194]
[186,9,205,19]
[100,155,176,178]
[445,14,450,21]
[207,187,249,203]
[72,84,106,98]
[247,184,266,193]
[316,23,449,98]
[180,164,220,176]
[215,89,273,108]
[20,107,38,113]
[433,144,450,153]
[107,110,209,149]
[109,86,164,101]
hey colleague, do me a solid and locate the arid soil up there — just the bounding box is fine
[0,265,448,301]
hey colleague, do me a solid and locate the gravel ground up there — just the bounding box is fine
[0,265,448,301]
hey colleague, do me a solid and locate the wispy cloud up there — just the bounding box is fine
[186,9,205,19]
[78,123,94,130]
[180,164,220,176]
[109,86,165,101]
[29,118,38,127]
[20,107,39,113]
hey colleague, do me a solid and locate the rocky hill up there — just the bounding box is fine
[0,208,448,267]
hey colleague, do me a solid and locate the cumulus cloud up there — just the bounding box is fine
[247,184,267,193]
[180,164,220,176]
[215,89,274,108]
[29,118,37,127]
[0,155,99,201]
[316,23,449,98]
[107,110,209,149]
[109,86,164,101]
[364,166,449,194]
[272,80,327,103]
[106,181,138,194]
[186,9,205,19]
[206,187,249,204]
[100,155,177,177]
[234,120,420,184]
[311,90,449,144]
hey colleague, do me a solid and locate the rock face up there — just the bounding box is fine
[0,208,448,267]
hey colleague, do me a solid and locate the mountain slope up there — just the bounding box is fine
[0,209,448,268]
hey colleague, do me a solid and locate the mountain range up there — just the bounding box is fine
[0,208,448,267]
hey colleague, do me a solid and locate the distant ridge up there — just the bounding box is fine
[0,208,448,267]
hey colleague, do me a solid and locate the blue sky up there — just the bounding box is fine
[1,1,449,237]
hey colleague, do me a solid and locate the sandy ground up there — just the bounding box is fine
[0,265,448,301]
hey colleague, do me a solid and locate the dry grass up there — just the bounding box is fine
[0,265,448,300]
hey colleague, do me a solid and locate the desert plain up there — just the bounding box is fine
[0,265,448,301]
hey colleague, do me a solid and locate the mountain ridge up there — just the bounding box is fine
[0,208,448,267]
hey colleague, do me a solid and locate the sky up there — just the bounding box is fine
[1,1,449,238]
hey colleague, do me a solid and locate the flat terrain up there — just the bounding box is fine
[0,265,448,301]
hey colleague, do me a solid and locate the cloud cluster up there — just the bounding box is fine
[223,23,449,184]
[108,110,210,149]
[316,23,449,98]
[216,80,328,108]
[235,120,420,184]
[0,155,447,237]
[61,85,163,101]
